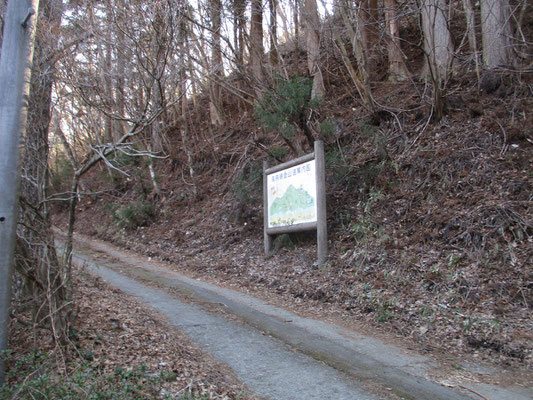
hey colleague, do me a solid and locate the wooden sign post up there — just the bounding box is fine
[263,141,327,265]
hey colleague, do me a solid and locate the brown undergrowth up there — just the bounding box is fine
[5,264,252,399]
[55,66,532,374]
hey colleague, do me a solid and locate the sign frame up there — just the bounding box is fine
[263,141,328,265]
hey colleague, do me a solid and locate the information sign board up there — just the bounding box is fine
[263,141,328,265]
[266,160,317,228]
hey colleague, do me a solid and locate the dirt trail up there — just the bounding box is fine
[58,231,533,400]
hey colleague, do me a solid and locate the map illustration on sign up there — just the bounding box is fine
[267,160,317,228]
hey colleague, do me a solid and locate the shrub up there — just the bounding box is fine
[254,76,317,140]
[273,233,295,251]
[113,201,155,230]
[230,162,263,205]
[269,145,289,162]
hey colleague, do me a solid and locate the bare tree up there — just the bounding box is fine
[148,3,171,153]
[18,0,68,344]
[335,0,376,110]
[293,0,301,75]
[480,0,515,68]
[0,0,40,383]
[303,0,325,99]
[233,0,248,111]
[209,0,225,125]
[358,0,380,71]
[52,0,193,265]
[462,0,478,55]
[421,0,454,82]
[178,3,197,196]
[385,0,410,81]
[421,0,454,121]
[250,0,264,96]
[269,0,279,66]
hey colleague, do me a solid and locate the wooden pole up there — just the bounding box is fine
[263,159,273,256]
[315,140,328,265]
[0,0,39,385]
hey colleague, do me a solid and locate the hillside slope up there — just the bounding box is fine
[56,64,532,372]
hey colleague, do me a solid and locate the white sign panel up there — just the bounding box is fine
[267,160,317,228]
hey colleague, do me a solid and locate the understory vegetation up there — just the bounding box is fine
[1,351,178,400]
[61,67,531,368]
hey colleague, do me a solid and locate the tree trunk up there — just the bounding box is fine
[103,9,115,142]
[179,8,197,196]
[421,0,454,83]
[337,0,376,110]
[359,0,380,69]
[113,0,127,141]
[209,0,224,125]
[250,0,264,97]
[149,4,169,153]
[462,0,481,80]
[480,0,515,68]
[233,0,247,112]
[269,0,279,66]
[0,0,40,383]
[303,0,325,99]
[385,0,409,81]
[18,0,68,343]
[294,0,300,75]
[462,0,478,53]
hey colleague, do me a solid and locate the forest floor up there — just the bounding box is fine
[5,262,253,399]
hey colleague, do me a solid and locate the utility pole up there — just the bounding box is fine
[0,0,39,385]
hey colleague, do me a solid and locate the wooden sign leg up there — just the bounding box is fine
[263,159,273,256]
[315,141,328,265]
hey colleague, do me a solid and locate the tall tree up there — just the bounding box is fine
[233,0,246,68]
[385,0,409,81]
[18,0,68,343]
[358,0,380,69]
[421,0,453,121]
[462,0,478,55]
[336,0,376,110]
[421,0,454,82]
[209,0,224,125]
[250,0,264,95]
[293,0,301,75]
[149,2,170,153]
[480,0,515,68]
[233,0,247,111]
[269,0,279,66]
[178,4,197,196]
[303,0,325,99]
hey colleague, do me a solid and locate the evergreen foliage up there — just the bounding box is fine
[113,201,155,230]
[230,161,263,205]
[254,76,318,140]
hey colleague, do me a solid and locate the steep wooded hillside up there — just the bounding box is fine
[56,60,532,370]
